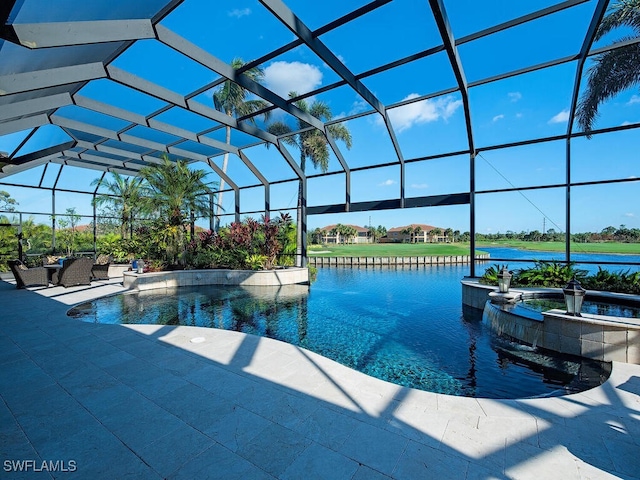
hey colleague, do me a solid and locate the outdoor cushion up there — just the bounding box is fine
[45,255,60,265]
[96,254,110,265]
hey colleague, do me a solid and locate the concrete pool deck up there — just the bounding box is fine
[1,277,639,479]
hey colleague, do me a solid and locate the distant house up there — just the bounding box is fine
[320,224,372,244]
[385,224,446,243]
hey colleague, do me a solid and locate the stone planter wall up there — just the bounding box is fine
[123,267,309,291]
[108,264,131,278]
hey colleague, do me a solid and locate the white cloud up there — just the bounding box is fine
[492,114,504,122]
[378,179,396,187]
[621,120,633,126]
[349,98,369,116]
[263,61,323,98]
[515,113,523,118]
[624,212,635,218]
[410,183,429,189]
[627,95,640,105]
[508,92,522,102]
[548,109,570,124]
[386,94,463,132]
[228,8,251,18]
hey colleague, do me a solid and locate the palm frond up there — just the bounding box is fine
[576,42,640,134]
[596,0,640,40]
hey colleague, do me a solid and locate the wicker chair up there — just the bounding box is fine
[8,260,49,289]
[52,257,94,288]
[91,254,112,280]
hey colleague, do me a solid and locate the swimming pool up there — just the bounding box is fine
[517,295,640,319]
[68,265,609,399]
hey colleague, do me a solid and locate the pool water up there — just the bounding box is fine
[68,266,610,399]
[519,297,640,318]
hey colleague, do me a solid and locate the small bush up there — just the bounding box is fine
[479,261,639,294]
[513,261,587,288]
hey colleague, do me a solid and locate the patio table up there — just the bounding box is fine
[44,264,62,284]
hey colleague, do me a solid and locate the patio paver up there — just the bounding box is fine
[1,277,639,479]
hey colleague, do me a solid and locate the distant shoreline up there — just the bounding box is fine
[307,241,640,257]
[477,241,640,256]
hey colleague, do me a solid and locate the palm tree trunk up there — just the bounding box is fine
[215,125,232,231]
[296,155,306,267]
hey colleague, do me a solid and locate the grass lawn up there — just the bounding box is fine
[476,240,640,255]
[308,243,484,257]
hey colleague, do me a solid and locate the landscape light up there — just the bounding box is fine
[563,277,586,316]
[497,266,512,293]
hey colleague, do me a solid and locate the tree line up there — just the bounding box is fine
[476,226,640,243]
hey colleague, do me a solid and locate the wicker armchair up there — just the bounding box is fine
[91,254,112,280]
[52,257,94,288]
[8,260,49,289]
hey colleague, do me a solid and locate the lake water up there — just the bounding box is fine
[69,261,610,399]
[479,246,640,274]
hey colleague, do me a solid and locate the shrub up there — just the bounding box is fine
[479,264,508,286]
[512,261,587,288]
[581,267,640,294]
[479,261,640,294]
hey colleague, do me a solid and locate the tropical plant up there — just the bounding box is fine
[213,58,271,230]
[576,0,640,135]
[430,227,442,243]
[412,225,423,243]
[309,227,324,245]
[581,267,640,294]
[444,228,453,243]
[91,172,145,239]
[401,227,413,243]
[184,215,293,270]
[246,254,267,270]
[20,217,52,254]
[267,92,352,262]
[138,156,218,265]
[512,261,588,288]
[274,213,296,266]
[479,264,510,285]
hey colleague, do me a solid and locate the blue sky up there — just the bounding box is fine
[1,0,639,236]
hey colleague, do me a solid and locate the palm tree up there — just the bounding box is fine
[268,92,352,263]
[430,227,442,243]
[309,227,323,245]
[444,227,453,243]
[576,0,640,135]
[91,172,145,239]
[401,227,413,243]
[139,155,218,264]
[367,225,378,243]
[343,225,358,244]
[412,225,423,243]
[213,58,271,230]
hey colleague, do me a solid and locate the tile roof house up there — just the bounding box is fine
[385,224,446,243]
[318,224,372,244]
